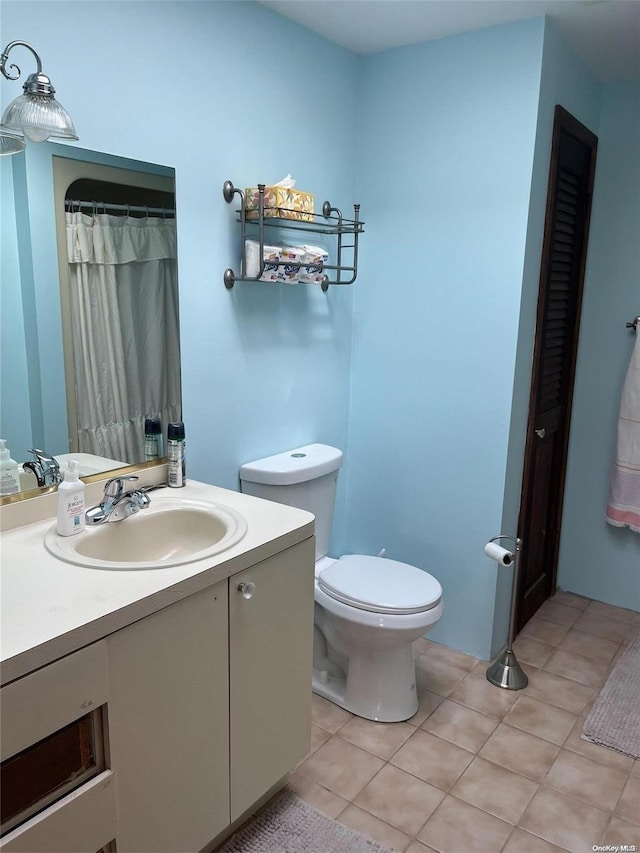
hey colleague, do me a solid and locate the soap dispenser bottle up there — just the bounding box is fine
[0,439,21,496]
[57,460,85,536]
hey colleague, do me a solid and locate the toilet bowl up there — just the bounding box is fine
[240,444,444,722]
[313,554,443,721]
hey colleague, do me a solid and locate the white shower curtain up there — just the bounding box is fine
[66,211,181,462]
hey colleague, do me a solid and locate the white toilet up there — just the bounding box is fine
[240,443,444,722]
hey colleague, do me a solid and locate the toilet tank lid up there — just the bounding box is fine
[240,444,343,486]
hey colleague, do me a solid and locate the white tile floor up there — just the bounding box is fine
[287,591,640,852]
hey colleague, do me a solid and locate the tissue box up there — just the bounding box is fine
[245,186,314,222]
[298,244,329,283]
[278,245,306,283]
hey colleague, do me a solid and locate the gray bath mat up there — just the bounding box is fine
[219,789,393,853]
[582,635,640,759]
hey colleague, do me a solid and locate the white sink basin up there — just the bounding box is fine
[44,497,247,569]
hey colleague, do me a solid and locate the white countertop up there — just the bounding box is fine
[0,478,314,686]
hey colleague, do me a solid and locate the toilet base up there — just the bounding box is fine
[311,645,419,723]
[311,588,444,723]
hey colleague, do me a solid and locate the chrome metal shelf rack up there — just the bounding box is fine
[222,180,364,292]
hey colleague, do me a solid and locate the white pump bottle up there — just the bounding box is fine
[57,460,86,536]
[0,439,20,496]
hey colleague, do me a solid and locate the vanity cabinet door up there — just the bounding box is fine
[106,583,229,853]
[229,538,314,821]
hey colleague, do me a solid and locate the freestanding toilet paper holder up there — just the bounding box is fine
[486,534,529,690]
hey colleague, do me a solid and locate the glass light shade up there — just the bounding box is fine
[1,92,78,141]
[0,132,25,156]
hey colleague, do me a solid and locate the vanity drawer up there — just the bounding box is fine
[1,640,108,762]
[0,770,116,853]
[1,641,110,839]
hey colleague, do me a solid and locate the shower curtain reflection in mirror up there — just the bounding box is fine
[66,211,181,462]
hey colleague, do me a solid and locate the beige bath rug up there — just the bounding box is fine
[582,634,640,759]
[219,789,393,853]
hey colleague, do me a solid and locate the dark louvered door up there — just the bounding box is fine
[516,107,598,631]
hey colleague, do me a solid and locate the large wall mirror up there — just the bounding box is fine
[0,143,181,501]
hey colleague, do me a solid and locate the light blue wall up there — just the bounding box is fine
[557,81,640,607]
[2,2,637,656]
[10,144,69,460]
[348,19,545,658]
[1,0,359,552]
[0,156,33,458]
[496,21,602,652]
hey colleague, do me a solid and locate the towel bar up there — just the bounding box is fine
[626,316,639,331]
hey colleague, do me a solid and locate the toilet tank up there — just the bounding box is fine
[239,444,343,560]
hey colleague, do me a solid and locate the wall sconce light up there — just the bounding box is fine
[0,40,78,146]
[0,131,25,156]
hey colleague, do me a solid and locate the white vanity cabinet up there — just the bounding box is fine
[106,581,230,853]
[0,535,314,853]
[230,538,314,821]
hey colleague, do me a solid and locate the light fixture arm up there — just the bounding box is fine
[0,36,78,145]
[1,40,43,82]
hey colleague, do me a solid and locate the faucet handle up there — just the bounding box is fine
[104,474,139,500]
[133,490,152,509]
[28,448,58,466]
[27,448,62,486]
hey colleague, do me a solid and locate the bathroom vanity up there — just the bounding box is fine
[0,476,315,852]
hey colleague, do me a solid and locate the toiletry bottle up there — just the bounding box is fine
[57,460,85,536]
[0,439,21,496]
[144,416,163,461]
[167,421,186,488]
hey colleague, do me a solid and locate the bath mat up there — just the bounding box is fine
[219,789,393,853]
[582,634,640,759]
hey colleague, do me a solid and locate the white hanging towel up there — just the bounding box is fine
[606,329,640,533]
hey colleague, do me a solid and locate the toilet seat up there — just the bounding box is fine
[318,555,442,615]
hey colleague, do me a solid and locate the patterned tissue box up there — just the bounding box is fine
[245,186,314,222]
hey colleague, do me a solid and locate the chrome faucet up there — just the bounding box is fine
[85,475,151,525]
[23,448,62,487]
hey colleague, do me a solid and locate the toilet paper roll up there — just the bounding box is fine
[484,542,514,566]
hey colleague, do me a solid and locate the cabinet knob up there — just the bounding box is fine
[237,582,256,600]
